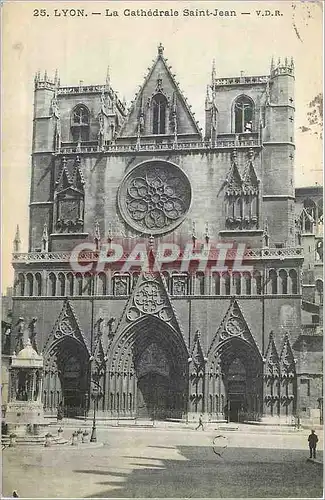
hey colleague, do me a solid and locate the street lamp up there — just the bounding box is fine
[89,355,105,443]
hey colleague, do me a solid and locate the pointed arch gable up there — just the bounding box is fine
[106,314,189,378]
[112,271,189,352]
[43,298,90,354]
[208,299,262,359]
[225,163,242,195]
[118,48,201,138]
[280,333,295,370]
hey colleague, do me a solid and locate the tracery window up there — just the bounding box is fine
[171,274,188,296]
[152,94,167,134]
[269,270,277,295]
[212,273,221,295]
[71,105,90,142]
[113,274,130,296]
[75,273,83,296]
[67,273,74,296]
[233,273,241,295]
[289,270,298,295]
[26,273,33,297]
[48,273,56,296]
[243,273,252,295]
[98,273,107,295]
[196,272,205,295]
[55,190,84,233]
[224,157,259,231]
[234,96,254,133]
[35,273,42,296]
[54,158,85,234]
[58,273,65,296]
[279,270,288,295]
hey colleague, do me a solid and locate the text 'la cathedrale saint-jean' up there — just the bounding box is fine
[33,8,283,18]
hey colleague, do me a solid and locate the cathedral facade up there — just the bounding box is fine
[9,45,323,423]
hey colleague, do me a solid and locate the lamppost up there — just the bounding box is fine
[89,356,105,443]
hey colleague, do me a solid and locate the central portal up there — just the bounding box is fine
[137,372,170,419]
[135,340,185,420]
[227,358,247,422]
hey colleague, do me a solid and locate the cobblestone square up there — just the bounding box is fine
[2,425,323,498]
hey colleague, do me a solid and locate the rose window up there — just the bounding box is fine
[118,160,191,235]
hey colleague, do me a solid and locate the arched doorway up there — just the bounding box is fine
[44,338,89,417]
[227,358,247,422]
[136,342,178,419]
[210,337,263,422]
[223,339,263,422]
[107,317,188,420]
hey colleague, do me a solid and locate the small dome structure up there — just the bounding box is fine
[16,338,40,359]
[12,339,43,368]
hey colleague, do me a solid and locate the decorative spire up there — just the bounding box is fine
[94,221,101,250]
[44,70,48,81]
[265,78,270,105]
[270,56,274,72]
[204,222,210,245]
[51,92,60,119]
[290,56,294,69]
[211,59,216,85]
[263,219,269,248]
[277,57,281,67]
[107,222,113,244]
[191,221,197,247]
[205,85,210,108]
[171,92,177,142]
[54,68,59,87]
[13,225,21,253]
[158,42,164,56]
[41,223,49,252]
[231,148,237,164]
[105,65,111,89]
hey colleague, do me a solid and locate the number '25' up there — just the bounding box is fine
[33,9,47,16]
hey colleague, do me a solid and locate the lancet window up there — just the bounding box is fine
[152,94,167,134]
[234,95,254,133]
[71,105,90,142]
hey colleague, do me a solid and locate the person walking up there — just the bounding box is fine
[57,401,64,422]
[308,429,318,459]
[195,414,204,431]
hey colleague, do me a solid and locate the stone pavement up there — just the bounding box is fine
[2,425,323,498]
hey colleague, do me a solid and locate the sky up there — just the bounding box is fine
[1,0,323,291]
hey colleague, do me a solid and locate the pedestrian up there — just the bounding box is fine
[12,491,19,498]
[57,401,64,422]
[195,414,204,431]
[308,429,318,459]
